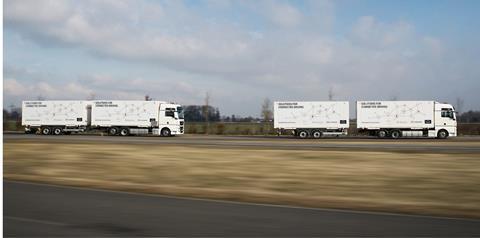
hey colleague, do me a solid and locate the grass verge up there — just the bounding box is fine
[4,141,480,218]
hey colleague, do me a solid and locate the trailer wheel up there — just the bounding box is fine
[41,127,51,135]
[108,127,119,136]
[377,130,387,138]
[390,130,401,139]
[53,127,63,135]
[161,128,171,137]
[437,130,449,139]
[119,128,130,136]
[312,130,322,139]
[298,130,309,139]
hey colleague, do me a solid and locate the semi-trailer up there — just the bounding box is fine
[274,101,349,138]
[22,100,184,136]
[356,101,456,139]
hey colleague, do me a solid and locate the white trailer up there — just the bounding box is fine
[274,101,349,138]
[21,100,184,136]
[356,101,456,139]
[22,101,90,135]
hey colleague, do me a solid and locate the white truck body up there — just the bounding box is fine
[91,100,184,135]
[357,101,435,129]
[356,101,456,138]
[274,101,349,138]
[22,100,184,136]
[22,101,89,127]
[91,101,165,128]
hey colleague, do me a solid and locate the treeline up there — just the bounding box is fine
[183,105,261,122]
[184,105,221,122]
[458,111,480,123]
[3,108,21,121]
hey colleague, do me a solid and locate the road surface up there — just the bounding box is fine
[4,133,480,153]
[4,180,480,236]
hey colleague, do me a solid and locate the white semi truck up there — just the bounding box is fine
[274,101,349,138]
[356,101,456,139]
[22,100,184,136]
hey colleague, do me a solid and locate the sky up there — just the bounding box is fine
[4,0,480,117]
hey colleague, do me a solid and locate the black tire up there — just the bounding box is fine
[377,130,387,138]
[312,130,322,139]
[437,130,449,139]
[53,127,63,135]
[25,128,36,134]
[298,130,309,139]
[41,127,51,135]
[119,127,130,136]
[390,130,401,139]
[161,128,171,137]
[108,127,119,136]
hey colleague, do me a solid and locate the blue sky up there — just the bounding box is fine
[4,0,480,116]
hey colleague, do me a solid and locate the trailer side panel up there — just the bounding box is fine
[274,101,349,129]
[22,101,89,127]
[356,101,435,129]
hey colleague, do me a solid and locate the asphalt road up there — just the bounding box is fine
[5,180,480,236]
[4,133,480,153]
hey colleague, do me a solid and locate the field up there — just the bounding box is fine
[4,135,480,218]
[5,121,480,135]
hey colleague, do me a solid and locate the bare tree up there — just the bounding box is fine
[261,98,273,122]
[203,92,210,134]
[390,95,398,101]
[260,98,273,135]
[456,97,464,114]
[328,87,334,101]
[87,93,96,100]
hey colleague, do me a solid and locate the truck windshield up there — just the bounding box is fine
[441,109,455,119]
[177,107,184,119]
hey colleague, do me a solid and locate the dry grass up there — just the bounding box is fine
[4,141,480,218]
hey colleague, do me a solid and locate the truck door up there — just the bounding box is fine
[435,107,457,135]
[158,105,176,128]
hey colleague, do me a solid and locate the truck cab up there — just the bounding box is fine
[158,103,184,136]
[432,102,457,138]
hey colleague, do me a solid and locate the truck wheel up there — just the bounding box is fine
[25,128,36,134]
[298,130,309,139]
[41,127,51,135]
[108,127,119,136]
[161,128,171,137]
[377,130,387,138]
[390,130,401,139]
[53,127,63,135]
[119,128,130,136]
[437,130,448,139]
[312,130,322,139]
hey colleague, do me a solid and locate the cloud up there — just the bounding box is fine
[4,78,91,100]
[265,1,303,27]
[4,78,28,96]
[4,0,479,115]
[351,16,414,48]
